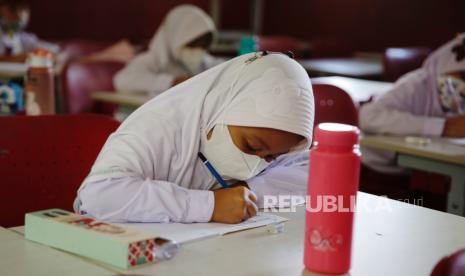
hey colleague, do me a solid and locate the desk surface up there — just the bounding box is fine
[0,57,68,79]
[361,135,465,166]
[0,227,113,276]
[312,76,393,103]
[92,91,151,108]
[0,62,27,79]
[299,58,384,78]
[93,77,394,109]
[5,192,465,276]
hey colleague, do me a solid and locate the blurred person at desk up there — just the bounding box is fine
[360,33,465,174]
[0,0,58,62]
[113,4,224,97]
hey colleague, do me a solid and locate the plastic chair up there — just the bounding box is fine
[383,47,431,82]
[311,83,408,204]
[0,114,120,227]
[312,84,359,127]
[431,248,465,276]
[61,60,124,115]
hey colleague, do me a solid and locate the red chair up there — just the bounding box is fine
[0,114,120,227]
[257,35,304,58]
[432,248,465,276]
[383,47,431,82]
[311,84,411,204]
[61,60,124,115]
[312,84,359,127]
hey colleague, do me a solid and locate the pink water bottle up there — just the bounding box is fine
[304,123,361,274]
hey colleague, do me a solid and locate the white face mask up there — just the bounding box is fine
[200,124,270,181]
[178,47,207,75]
[438,75,465,114]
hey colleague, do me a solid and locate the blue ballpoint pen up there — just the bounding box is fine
[198,152,229,188]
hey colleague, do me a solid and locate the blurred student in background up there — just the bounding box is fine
[0,0,58,62]
[360,33,465,174]
[113,4,223,96]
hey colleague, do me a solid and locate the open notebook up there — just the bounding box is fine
[119,212,287,244]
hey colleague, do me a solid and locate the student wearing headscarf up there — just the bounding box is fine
[360,34,465,173]
[75,52,314,224]
[113,5,223,96]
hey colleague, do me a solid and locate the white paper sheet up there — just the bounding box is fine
[119,212,288,244]
[445,138,465,147]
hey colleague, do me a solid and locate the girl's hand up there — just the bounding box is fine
[211,186,258,224]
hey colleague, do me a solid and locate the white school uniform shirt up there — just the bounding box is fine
[113,5,222,96]
[360,33,465,173]
[75,52,315,223]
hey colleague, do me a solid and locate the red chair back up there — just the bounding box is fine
[0,114,120,227]
[431,248,465,276]
[312,84,359,127]
[61,61,124,115]
[383,47,431,82]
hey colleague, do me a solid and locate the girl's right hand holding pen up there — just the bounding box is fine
[211,186,258,224]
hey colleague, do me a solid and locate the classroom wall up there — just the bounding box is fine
[26,0,465,51]
[26,0,209,44]
[262,0,465,51]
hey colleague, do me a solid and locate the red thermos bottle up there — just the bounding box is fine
[304,123,361,274]
[25,49,55,115]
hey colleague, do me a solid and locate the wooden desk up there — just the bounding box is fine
[92,91,150,108]
[0,226,112,275]
[299,58,384,79]
[6,192,465,275]
[311,76,394,103]
[361,135,465,216]
[92,91,151,120]
[0,62,27,79]
[93,77,394,112]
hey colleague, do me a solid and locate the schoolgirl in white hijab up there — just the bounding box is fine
[113,4,222,96]
[360,33,465,173]
[75,52,314,224]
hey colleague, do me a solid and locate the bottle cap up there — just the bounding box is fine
[27,49,53,68]
[153,238,179,261]
[313,123,359,148]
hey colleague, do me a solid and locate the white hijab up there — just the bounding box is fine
[423,33,465,77]
[391,33,465,116]
[82,53,314,192]
[147,4,215,70]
